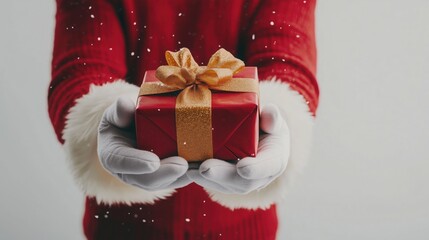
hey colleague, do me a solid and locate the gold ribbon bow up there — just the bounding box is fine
[139,48,258,161]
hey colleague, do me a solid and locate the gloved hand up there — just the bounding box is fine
[187,104,290,194]
[97,97,191,191]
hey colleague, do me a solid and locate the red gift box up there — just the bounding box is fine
[135,49,259,163]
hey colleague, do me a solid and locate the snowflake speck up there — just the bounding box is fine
[104,215,108,218]
[109,47,113,51]
[147,48,151,52]
[133,22,137,26]
[303,0,307,3]
[100,22,103,26]
[185,218,191,222]
[183,142,187,145]
[134,214,139,218]
[142,219,146,222]
[90,14,95,19]
[296,34,300,38]
[178,13,183,16]
[94,215,99,219]
[270,21,275,26]
[97,37,101,41]
[272,10,276,14]
[251,34,255,40]
[130,52,135,56]
[88,6,92,9]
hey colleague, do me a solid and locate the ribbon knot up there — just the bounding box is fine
[155,48,244,89]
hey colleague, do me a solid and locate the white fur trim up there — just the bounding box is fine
[63,81,175,205]
[204,79,315,209]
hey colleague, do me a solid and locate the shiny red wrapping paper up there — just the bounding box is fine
[135,67,259,162]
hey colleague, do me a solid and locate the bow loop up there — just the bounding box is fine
[165,48,199,72]
[207,48,244,74]
[196,68,233,86]
[155,66,186,89]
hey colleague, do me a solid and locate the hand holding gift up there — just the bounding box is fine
[188,104,290,194]
[133,48,291,195]
[97,97,192,191]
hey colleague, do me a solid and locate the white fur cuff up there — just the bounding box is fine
[204,79,315,210]
[62,81,175,205]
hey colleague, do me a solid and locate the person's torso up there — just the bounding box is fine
[83,1,278,239]
[112,0,260,85]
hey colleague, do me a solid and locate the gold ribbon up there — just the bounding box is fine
[139,48,258,161]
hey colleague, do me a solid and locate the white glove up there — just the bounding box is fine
[97,97,191,191]
[187,104,290,194]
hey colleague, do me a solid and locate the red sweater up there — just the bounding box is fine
[49,0,318,239]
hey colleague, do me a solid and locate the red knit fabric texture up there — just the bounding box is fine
[48,0,319,239]
[83,184,278,240]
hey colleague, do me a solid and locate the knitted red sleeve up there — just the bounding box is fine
[243,0,319,114]
[48,0,127,143]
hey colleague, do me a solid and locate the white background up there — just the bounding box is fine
[1,1,428,239]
